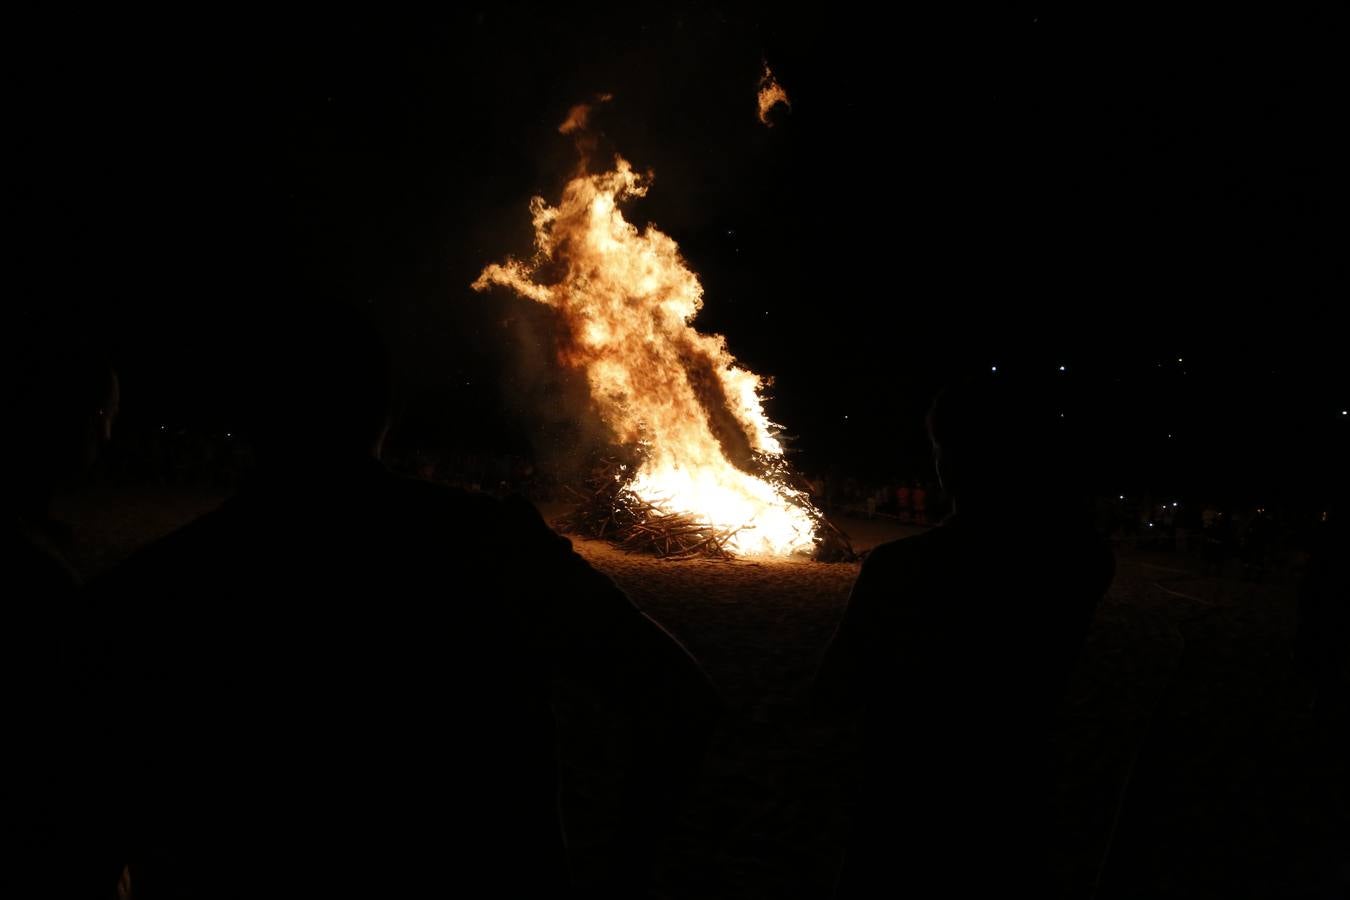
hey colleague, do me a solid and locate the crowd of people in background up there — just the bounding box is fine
[77,422,552,500]
[801,473,937,525]
[1100,496,1317,583]
[802,472,1328,590]
[81,419,1332,589]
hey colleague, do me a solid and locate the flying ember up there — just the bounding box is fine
[472,104,820,557]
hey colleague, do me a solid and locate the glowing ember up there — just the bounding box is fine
[757,62,790,126]
[473,106,818,556]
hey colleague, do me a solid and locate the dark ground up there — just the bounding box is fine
[52,486,1348,898]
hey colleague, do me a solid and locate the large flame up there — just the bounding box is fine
[757,62,791,126]
[473,121,818,557]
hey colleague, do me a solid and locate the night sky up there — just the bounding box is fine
[14,6,1348,507]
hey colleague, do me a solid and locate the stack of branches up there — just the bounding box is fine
[558,454,742,559]
[756,450,858,562]
[811,512,858,563]
[558,449,858,562]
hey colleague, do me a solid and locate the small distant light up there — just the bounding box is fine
[1119,495,1125,500]
[1177,357,1183,363]
[225,433,232,439]
[1148,522,1154,527]
[991,365,998,373]
[160,425,166,431]
[1167,433,1174,439]
[843,415,849,420]
[1342,410,1348,416]
[1058,365,1066,372]
[1059,412,1065,418]
[1172,502,1178,508]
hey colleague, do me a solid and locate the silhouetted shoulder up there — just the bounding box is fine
[376,471,505,516]
[855,527,955,587]
[864,530,948,566]
[370,473,565,547]
[845,528,963,634]
[816,531,945,706]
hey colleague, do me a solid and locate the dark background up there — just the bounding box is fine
[13,5,1348,509]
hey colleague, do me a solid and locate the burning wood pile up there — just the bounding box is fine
[560,452,744,560]
[559,449,857,562]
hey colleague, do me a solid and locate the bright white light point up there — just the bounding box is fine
[991,366,998,373]
[1172,502,1178,507]
[1177,358,1183,363]
[1059,365,1066,372]
[1119,495,1125,500]
[1343,410,1348,416]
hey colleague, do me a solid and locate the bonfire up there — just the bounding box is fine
[474,101,851,561]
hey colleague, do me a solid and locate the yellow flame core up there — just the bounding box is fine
[473,156,818,556]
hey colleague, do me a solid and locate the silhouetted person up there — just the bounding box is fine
[93,310,720,899]
[4,340,121,898]
[817,375,1113,898]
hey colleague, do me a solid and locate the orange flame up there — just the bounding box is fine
[757,62,790,126]
[473,108,818,556]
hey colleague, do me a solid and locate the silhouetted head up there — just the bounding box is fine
[243,306,392,471]
[927,374,1067,517]
[10,339,118,516]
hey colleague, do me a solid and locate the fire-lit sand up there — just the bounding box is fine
[474,103,822,558]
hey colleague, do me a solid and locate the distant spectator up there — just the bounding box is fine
[911,480,928,526]
[895,482,912,523]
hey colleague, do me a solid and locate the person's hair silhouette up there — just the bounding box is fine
[818,373,1113,898]
[93,306,721,899]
